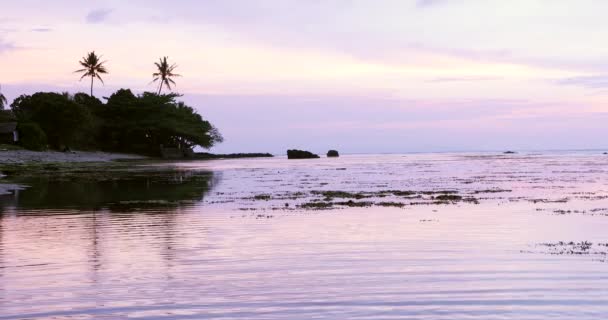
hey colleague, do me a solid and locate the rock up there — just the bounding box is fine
[503,151,517,154]
[287,149,320,159]
[327,150,339,157]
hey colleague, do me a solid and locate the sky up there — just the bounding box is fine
[1,0,608,154]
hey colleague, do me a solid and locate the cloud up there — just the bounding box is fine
[427,76,502,83]
[30,27,52,33]
[416,0,449,8]
[135,1,606,73]
[0,27,17,34]
[86,9,113,24]
[556,76,608,88]
[0,39,16,53]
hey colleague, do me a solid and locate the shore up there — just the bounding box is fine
[0,150,145,164]
[0,150,273,195]
[0,150,147,195]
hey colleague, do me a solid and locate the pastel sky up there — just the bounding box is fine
[2,0,608,154]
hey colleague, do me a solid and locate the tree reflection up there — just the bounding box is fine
[0,170,218,212]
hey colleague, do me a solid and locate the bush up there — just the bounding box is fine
[18,122,47,151]
[0,110,16,122]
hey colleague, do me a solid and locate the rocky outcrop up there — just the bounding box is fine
[287,149,320,159]
[327,150,339,157]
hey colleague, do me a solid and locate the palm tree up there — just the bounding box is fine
[0,85,7,110]
[153,56,180,95]
[75,51,108,96]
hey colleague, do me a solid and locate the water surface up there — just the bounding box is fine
[2,153,608,319]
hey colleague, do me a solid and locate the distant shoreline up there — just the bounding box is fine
[0,150,274,165]
[193,152,273,160]
[0,150,273,193]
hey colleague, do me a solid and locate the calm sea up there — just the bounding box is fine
[1,153,608,319]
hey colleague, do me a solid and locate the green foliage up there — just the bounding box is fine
[11,92,93,149]
[0,144,23,151]
[71,93,104,149]
[17,122,48,151]
[0,110,16,122]
[97,90,223,155]
[9,89,222,155]
[73,92,103,108]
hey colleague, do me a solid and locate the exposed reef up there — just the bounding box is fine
[327,150,340,157]
[287,149,320,159]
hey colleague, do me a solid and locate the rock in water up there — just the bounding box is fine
[287,149,320,159]
[327,150,339,157]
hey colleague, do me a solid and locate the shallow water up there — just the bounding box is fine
[1,153,608,319]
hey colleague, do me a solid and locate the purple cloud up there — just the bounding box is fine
[30,27,52,33]
[427,76,502,83]
[0,39,16,53]
[130,1,608,73]
[556,76,608,89]
[86,9,113,24]
[416,0,448,8]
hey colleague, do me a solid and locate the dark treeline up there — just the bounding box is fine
[8,89,223,155]
[1,52,223,156]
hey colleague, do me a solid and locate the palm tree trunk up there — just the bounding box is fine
[157,80,163,95]
[90,76,94,96]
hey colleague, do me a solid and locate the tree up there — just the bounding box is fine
[0,85,7,110]
[98,90,222,155]
[8,88,222,154]
[152,57,180,94]
[11,92,93,149]
[75,51,108,97]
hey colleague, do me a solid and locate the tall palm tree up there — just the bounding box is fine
[0,85,6,110]
[153,56,180,95]
[75,51,108,96]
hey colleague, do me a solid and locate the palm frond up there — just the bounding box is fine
[152,56,180,94]
[96,74,105,85]
[75,51,109,95]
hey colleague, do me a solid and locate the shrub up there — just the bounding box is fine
[17,122,47,151]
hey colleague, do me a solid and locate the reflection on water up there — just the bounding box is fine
[1,154,608,319]
[0,170,218,212]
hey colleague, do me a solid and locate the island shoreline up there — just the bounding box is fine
[0,150,274,194]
